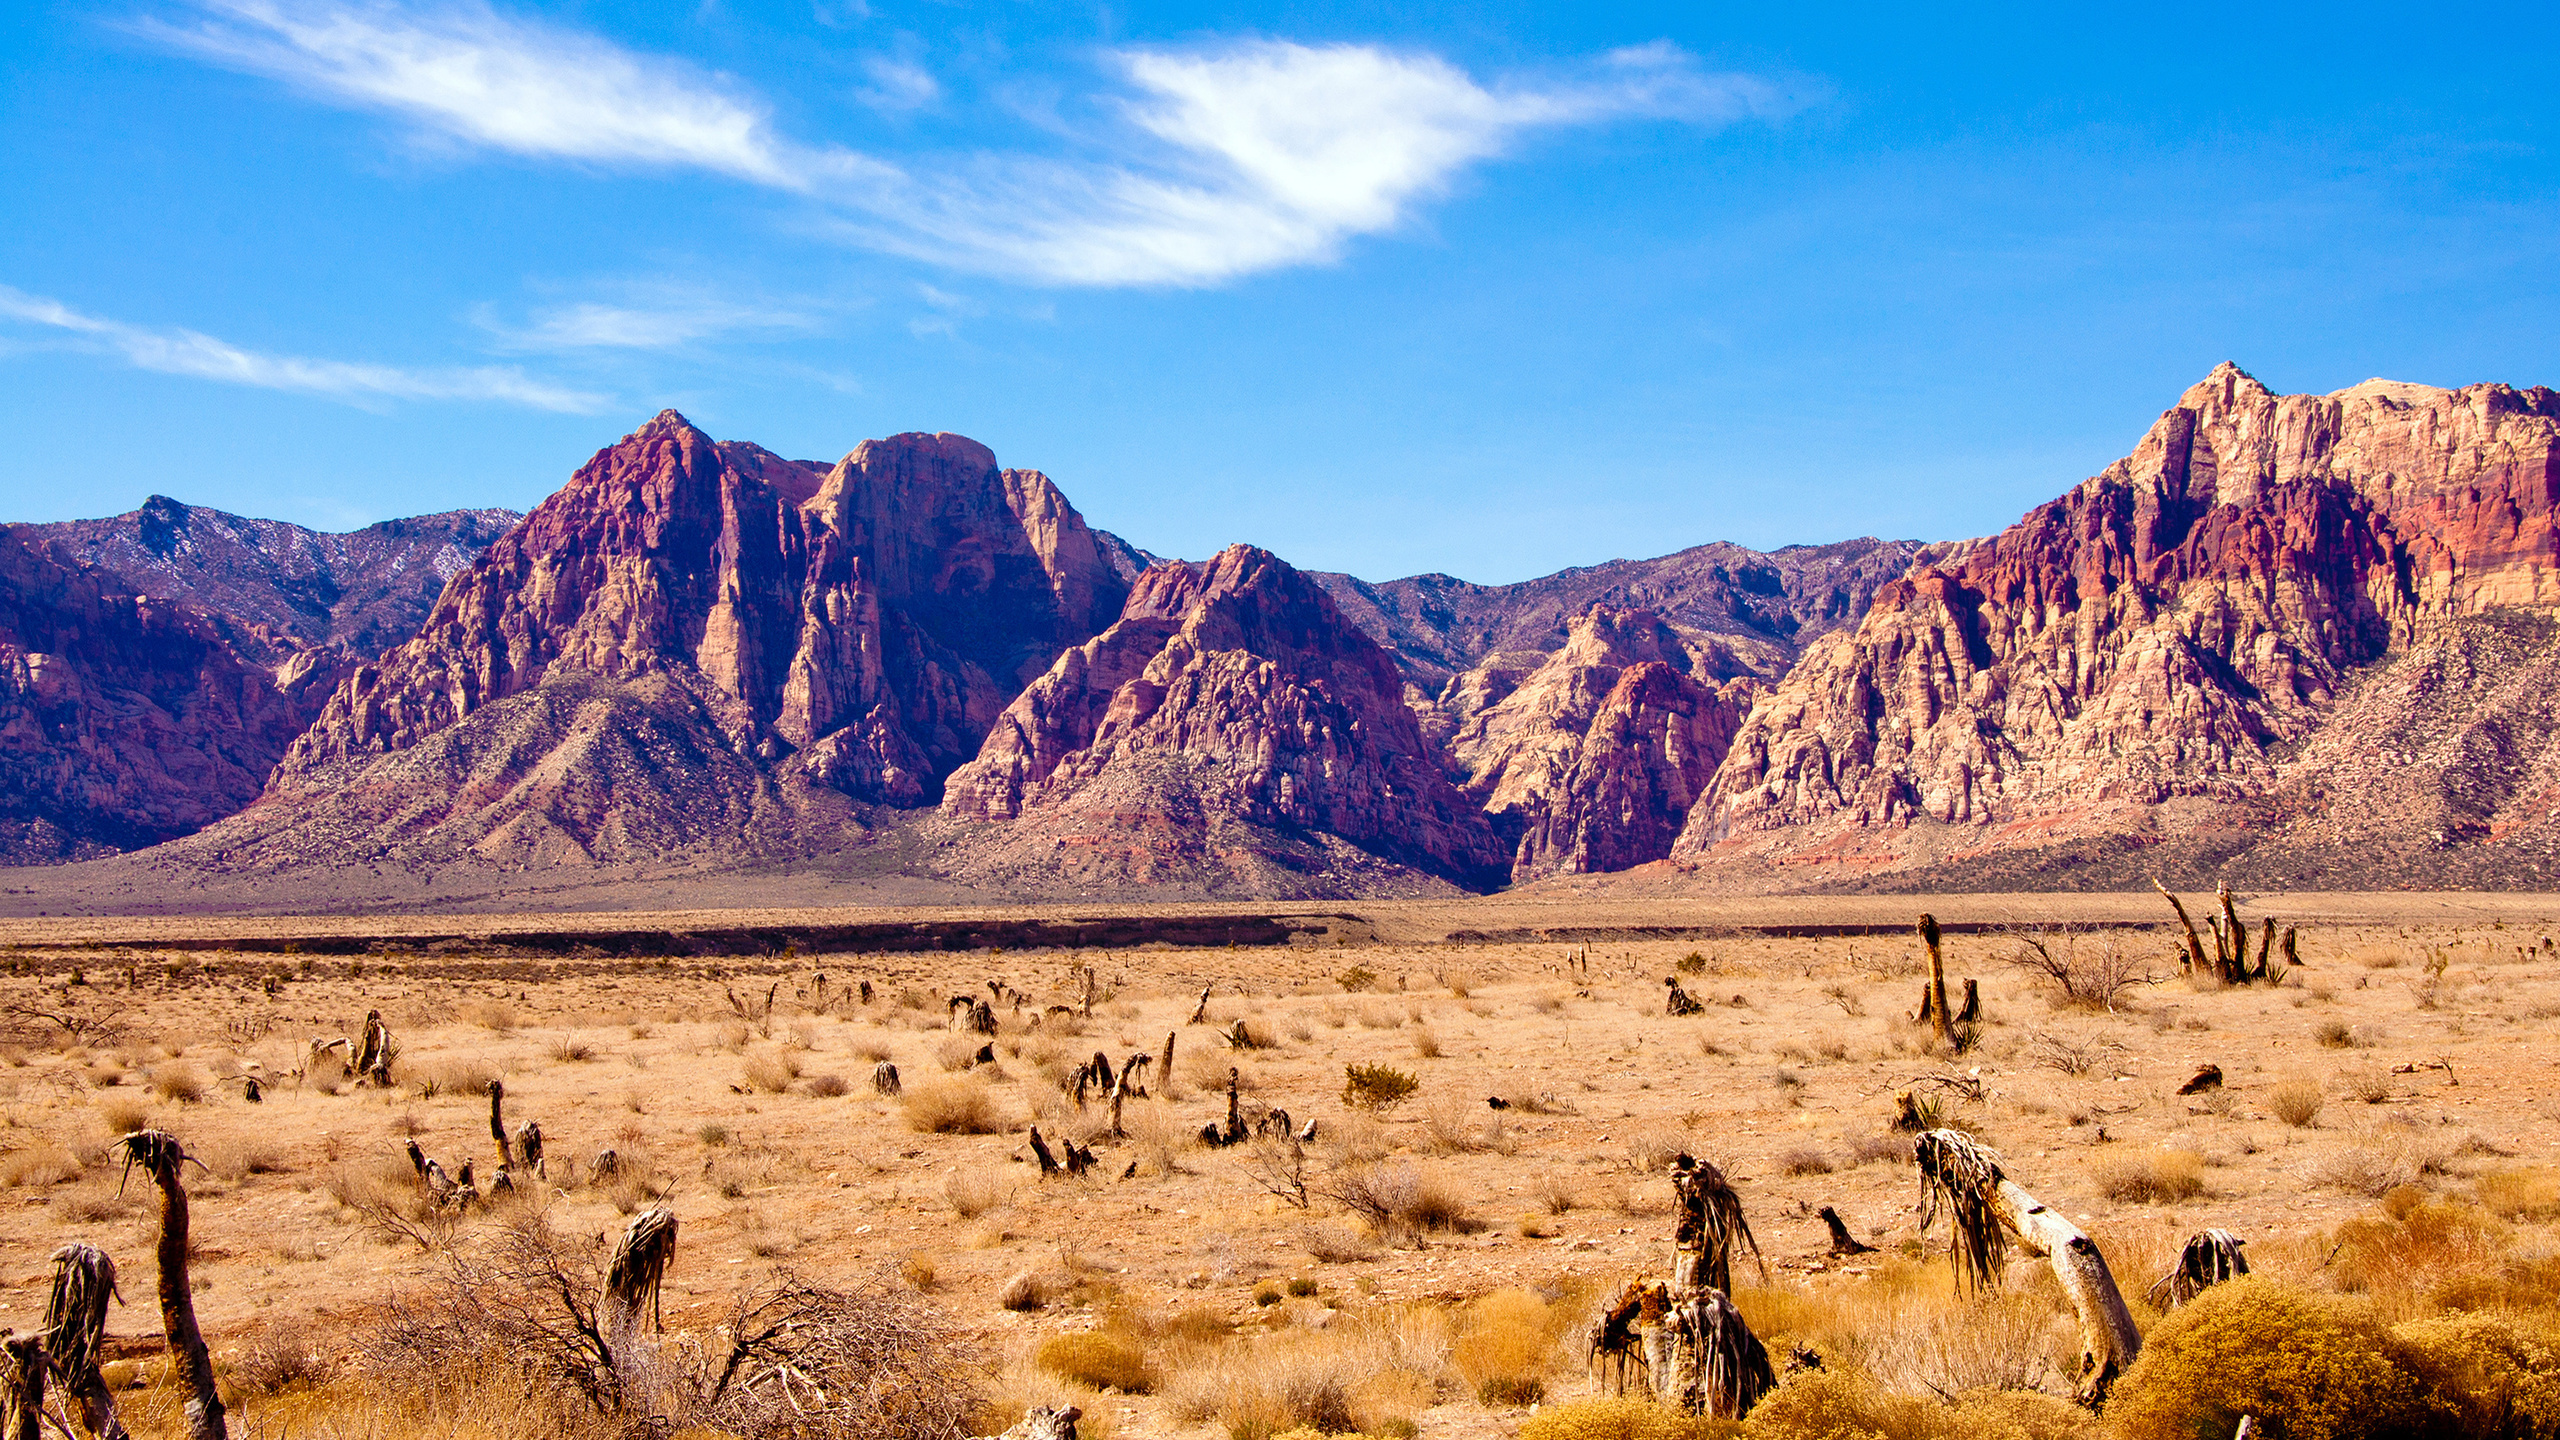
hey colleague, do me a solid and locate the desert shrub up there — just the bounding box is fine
[1342,1064,1418,1112]
[2481,1167,2560,1223]
[2092,1149,2205,1204]
[1287,1277,1318,1298]
[943,1168,1003,1219]
[366,1213,981,1439]
[697,1123,731,1147]
[2317,1018,2358,1048]
[1521,1398,1726,1440]
[227,1323,335,1397]
[1322,1162,1478,1239]
[1411,1027,1441,1059]
[903,1077,1004,1135]
[1162,1307,1447,1440]
[742,1050,802,1094]
[999,1270,1058,1311]
[2331,1192,2511,1307]
[1742,1370,2089,1440]
[2313,1133,2455,1198]
[1336,966,1379,993]
[2390,1311,2560,1440]
[408,1055,499,1099]
[1452,1288,1572,1407]
[804,1073,851,1098]
[459,999,518,1032]
[150,1062,208,1103]
[0,1140,83,1187]
[97,1095,151,1134]
[2268,1079,2325,1128]
[1038,1332,1153,1393]
[547,1033,597,1063]
[200,1135,287,1181]
[2105,1279,2425,1440]
[1778,1146,1834,1178]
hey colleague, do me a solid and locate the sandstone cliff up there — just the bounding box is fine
[26,496,519,660]
[941,545,1508,891]
[1443,607,1750,880]
[1675,364,2560,883]
[175,412,1134,870]
[274,413,1128,808]
[0,527,331,863]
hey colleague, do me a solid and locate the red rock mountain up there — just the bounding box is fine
[0,526,333,863]
[16,363,2560,899]
[1675,364,2560,888]
[1442,607,1753,881]
[941,545,1507,891]
[187,412,1137,869]
[24,497,518,660]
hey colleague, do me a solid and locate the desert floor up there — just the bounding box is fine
[4,891,2558,1436]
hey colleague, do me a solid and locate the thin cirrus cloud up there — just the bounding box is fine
[475,292,823,352]
[0,284,607,411]
[148,0,1813,288]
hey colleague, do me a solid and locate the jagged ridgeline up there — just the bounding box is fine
[6,363,2559,896]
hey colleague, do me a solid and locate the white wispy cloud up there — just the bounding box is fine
[149,1,1810,287]
[139,0,885,187]
[475,288,820,351]
[853,54,939,113]
[0,284,606,411]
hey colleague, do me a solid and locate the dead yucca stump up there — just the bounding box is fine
[1588,1154,1774,1420]
[114,1131,226,1439]
[43,1242,128,1440]
[603,1207,677,1345]
[2147,1229,2249,1309]
[1913,1128,2140,1405]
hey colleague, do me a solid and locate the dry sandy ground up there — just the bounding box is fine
[4,891,2559,1434]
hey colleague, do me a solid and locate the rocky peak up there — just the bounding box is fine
[942,543,1506,888]
[1677,363,2560,881]
[275,413,1130,818]
[1442,605,1750,881]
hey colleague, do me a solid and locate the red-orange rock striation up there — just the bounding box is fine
[943,545,1507,888]
[1678,364,2560,879]
[1443,607,1749,881]
[0,527,335,862]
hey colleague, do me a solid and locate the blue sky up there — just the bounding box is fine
[2,2,2554,583]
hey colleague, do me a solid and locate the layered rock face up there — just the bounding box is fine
[1678,364,2560,877]
[203,412,1133,867]
[1444,607,1750,880]
[0,527,330,862]
[943,545,1508,889]
[26,497,519,659]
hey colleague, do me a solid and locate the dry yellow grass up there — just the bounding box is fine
[0,899,2552,1440]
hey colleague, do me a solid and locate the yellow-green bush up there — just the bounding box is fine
[1451,1287,1573,1405]
[1038,1331,1154,1393]
[1518,1397,1736,1440]
[1740,1371,2089,1440]
[2391,1311,2560,1440]
[2106,1279,2424,1440]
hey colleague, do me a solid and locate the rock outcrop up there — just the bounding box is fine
[1444,607,1751,880]
[0,527,331,862]
[1313,537,1924,694]
[186,412,1135,869]
[942,545,1508,890]
[1677,364,2560,881]
[276,413,1128,805]
[25,497,520,660]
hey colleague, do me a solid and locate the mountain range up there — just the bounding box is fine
[4,361,2554,905]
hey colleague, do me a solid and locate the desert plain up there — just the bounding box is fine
[3,890,2557,1439]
